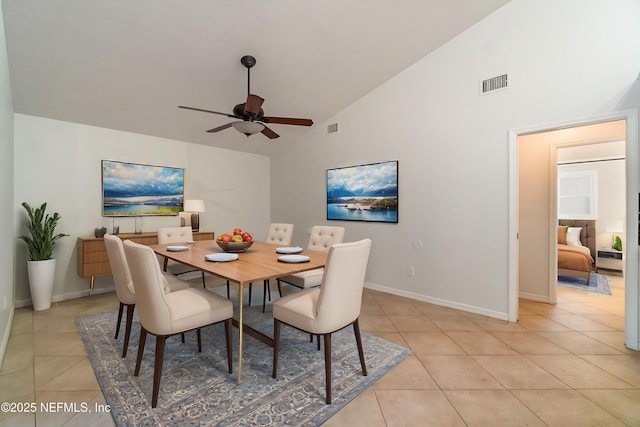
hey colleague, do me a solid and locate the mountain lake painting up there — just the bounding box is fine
[326,160,398,223]
[102,160,184,216]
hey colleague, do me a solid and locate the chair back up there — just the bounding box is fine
[103,234,136,304]
[266,223,294,246]
[123,240,172,335]
[157,226,193,244]
[316,239,372,332]
[307,226,345,252]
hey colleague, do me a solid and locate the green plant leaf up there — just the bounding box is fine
[18,202,69,261]
[613,235,623,251]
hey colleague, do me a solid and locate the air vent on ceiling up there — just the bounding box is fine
[327,123,339,134]
[480,74,508,95]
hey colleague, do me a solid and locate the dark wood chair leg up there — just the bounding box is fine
[134,327,147,376]
[353,319,367,376]
[163,257,168,272]
[324,333,332,404]
[122,304,135,358]
[226,280,230,299]
[317,334,321,351]
[225,319,233,373]
[272,319,281,378]
[277,279,283,298]
[262,280,269,313]
[181,333,185,343]
[151,335,167,408]
[248,282,253,306]
[197,328,202,352]
[115,302,124,339]
[265,279,271,300]
[201,272,206,288]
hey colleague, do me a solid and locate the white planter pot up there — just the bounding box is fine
[27,259,56,311]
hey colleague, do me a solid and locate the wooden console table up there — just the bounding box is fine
[77,231,214,295]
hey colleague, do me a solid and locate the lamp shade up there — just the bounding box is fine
[606,220,624,233]
[184,199,205,213]
[232,121,264,136]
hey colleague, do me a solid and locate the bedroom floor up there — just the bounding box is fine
[1,274,638,426]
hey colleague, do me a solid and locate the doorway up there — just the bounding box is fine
[556,141,626,298]
[508,110,639,351]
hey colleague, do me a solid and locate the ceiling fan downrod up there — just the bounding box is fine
[241,55,256,96]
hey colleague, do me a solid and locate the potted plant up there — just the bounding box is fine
[18,202,68,310]
[613,235,623,251]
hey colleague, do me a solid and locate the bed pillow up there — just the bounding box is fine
[558,226,568,245]
[566,227,583,247]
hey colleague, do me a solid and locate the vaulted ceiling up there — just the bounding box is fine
[2,0,510,156]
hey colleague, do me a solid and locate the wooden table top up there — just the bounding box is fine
[149,240,328,285]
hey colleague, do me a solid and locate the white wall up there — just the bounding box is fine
[0,2,15,367]
[518,134,552,300]
[271,0,640,319]
[13,115,270,304]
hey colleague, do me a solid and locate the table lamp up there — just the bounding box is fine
[183,199,205,232]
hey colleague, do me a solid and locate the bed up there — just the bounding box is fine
[558,219,596,283]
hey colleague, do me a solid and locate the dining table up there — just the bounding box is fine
[149,239,328,384]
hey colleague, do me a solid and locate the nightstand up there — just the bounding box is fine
[596,248,624,276]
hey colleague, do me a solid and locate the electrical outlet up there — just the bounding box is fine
[407,265,415,277]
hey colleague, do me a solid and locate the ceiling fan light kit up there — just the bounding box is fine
[179,55,313,140]
[232,121,264,136]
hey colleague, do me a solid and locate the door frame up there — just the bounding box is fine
[508,109,639,350]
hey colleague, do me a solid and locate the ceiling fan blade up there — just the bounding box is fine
[262,116,313,126]
[178,105,239,119]
[244,94,264,116]
[261,126,279,139]
[206,123,234,133]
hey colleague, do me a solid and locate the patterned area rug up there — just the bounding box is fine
[558,271,612,295]
[76,298,409,426]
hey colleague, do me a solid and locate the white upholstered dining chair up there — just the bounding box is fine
[272,238,372,404]
[251,223,294,312]
[103,234,194,358]
[225,223,294,312]
[157,226,206,287]
[123,240,233,408]
[276,225,344,296]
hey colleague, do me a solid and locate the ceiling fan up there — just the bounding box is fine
[178,55,313,139]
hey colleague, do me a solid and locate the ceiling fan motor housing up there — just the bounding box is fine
[233,103,264,120]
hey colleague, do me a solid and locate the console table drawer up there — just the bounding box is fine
[80,261,111,277]
[83,251,110,263]
[83,240,108,253]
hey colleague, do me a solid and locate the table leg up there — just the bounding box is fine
[237,281,244,384]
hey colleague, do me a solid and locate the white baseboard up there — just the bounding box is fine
[364,281,509,321]
[0,305,15,369]
[15,286,115,308]
[16,281,517,322]
[518,292,552,303]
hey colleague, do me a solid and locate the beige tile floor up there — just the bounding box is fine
[1,275,638,426]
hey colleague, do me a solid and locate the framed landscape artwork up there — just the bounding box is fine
[326,160,398,223]
[102,160,184,216]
